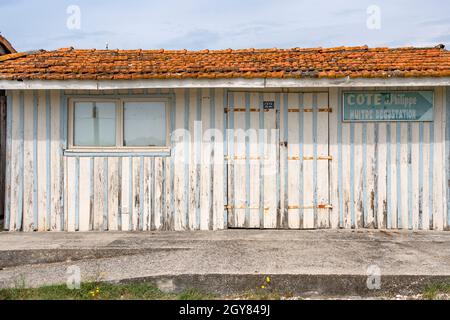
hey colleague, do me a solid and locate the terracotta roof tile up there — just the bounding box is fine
[0,45,449,80]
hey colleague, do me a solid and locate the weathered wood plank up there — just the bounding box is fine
[108,157,119,231]
[37,90,48,231]
[317,92,330,228]
[132,157,141,230]
[121,157,130,231]
[303,93,314,228]
[287,93,300,229]
[9,91,21,231]
[79,157,91,231]
[66,157,76,232]
[93,157,105,231]
[433,88,444,230]
[213,88,225,230]
[50,91,61,231]
[328,88,339,228]
[200,88,210,230]
[22,91,34,231]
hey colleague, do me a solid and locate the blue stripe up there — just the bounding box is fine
[129,156,133,230]
[396,123,402,228]
[386,124,392,229]
[195,89,201,229]
[429,122,434,229]
[17,91,24,230]
[338,90,343,228]
[139,156,144,230]
[245,92,251,227]
[258,92,264,228]
[103,157,109,231]
[184,89,190,229]
[223,90,228,228]
[5,92,12,230]
[350,122,355,228]
[45,91,51,230]
[75,157,80,231]
[33,92,38,230]
[362,124,367,227]
[298,93,304,227]
[407,123,413,230]
[312,93,318,227]
[419,122,424,229]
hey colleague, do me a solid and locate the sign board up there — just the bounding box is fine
[342,91,434,122]
[263,101,275,110]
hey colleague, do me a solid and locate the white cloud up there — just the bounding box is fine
[1,0,449,51]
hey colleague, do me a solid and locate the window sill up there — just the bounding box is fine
[63,148,171,157]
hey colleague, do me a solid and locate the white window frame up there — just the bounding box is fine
[67,97,171,153]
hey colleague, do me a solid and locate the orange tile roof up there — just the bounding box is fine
[0,45,449,80]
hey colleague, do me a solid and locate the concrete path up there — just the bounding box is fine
[0,229,449,296]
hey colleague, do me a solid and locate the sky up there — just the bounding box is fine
[1,0,449,52]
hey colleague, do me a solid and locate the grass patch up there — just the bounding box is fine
[0,282,216,300]
[422,282,450,300]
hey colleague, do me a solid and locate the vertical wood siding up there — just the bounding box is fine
[3,87,449,231]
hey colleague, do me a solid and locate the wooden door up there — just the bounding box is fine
[226,91,331,229]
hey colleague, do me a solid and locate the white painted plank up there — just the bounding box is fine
[9,91,21,231]
[328,88,340,228]
[93,157,105,231]
[317,92,330,228]
[303,93,314,228]
[400,123,409,229]
[365,122,375,228]
[79,157,91,231]
[200,88,210,230]
[287,93,300,229]
[66,157,76,232]
[233,92,247,227]
[422,123,431,230]
[249,92,260,228]
[132,157,141,230]
[188,91,197,229]
[143,157,151,231]
[121,157,130,231]
[433,88,445,230]
[263,93,277,228]
[173,88,185,230]
[23,91,34,231]
[37,90,47,231]
[377,123,387,229]
[50,90,62,231]
[411,123,420,230]
[108,157,119,231]
[154,157,164,230]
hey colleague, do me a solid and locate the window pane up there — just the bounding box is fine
[124,101,166,146]
[74,102,116,146]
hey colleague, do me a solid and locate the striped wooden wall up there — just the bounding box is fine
[3,87,450,231]
[329,87,448,230]
[3,88,226,231]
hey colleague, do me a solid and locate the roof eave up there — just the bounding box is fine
[1,77,450,90]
